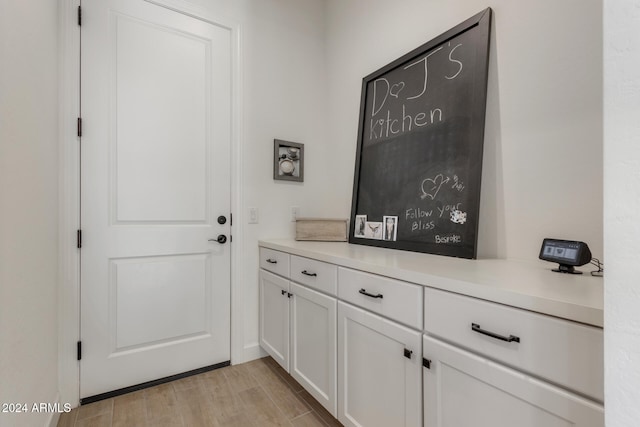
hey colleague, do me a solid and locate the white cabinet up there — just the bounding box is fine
[338,301,422,427]
[424,287,604,401]
[290,282,337,416]
[259,251,338,416]
[338,267,423,329]
[422,287,604,427]
[259,270,290,370]
[422,335,604,427]
[259,247,290,277]
[259,241,604,427]
[291,255,338,295]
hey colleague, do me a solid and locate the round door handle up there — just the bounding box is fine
[209,235,228,244]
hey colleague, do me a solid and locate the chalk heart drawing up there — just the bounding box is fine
[421,174,450,200]
[389,82,405,98]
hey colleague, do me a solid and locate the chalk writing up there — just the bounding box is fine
[405,207,433,219]
[437,203,462,218]
[445,43,463,80]
[435,234,462,244]
[371,78,390,117]
[389,82,405,98]
[367,42,464,143]
[403,46,444,100]
[451,175,464,192]
[412,220,436,232]
[369,107,443,141]
[421,174,450,200]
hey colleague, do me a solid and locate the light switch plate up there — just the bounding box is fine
[248,207,259,224]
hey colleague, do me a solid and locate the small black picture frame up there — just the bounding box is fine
[274,139,304,182]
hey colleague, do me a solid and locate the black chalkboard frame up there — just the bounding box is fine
[348,8,492,259]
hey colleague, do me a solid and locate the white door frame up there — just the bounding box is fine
[57,0,245,406]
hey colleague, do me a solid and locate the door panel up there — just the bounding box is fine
[113,13,209,223]
[81,0,231,398]
[111,254,210,350]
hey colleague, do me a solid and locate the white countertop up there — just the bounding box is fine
[259,239,604,328]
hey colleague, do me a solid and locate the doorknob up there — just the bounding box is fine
[217,215,227,225]
[208,235,227,244]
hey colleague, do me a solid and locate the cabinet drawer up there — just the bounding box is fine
[259,248,290,277]
[338,267,422,329]
[424,287,603,402]
[290,255,337,296]
[423,335,604,427]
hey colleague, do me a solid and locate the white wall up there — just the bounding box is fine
[324,0,603,261]
[180,0,330,358]
[604,1,640,426]
[231,0,605,360]
[239,0,330,354]
[0,1,60,426]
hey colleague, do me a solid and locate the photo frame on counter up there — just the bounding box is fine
[274,139,304,182]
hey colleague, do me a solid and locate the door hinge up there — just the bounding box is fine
[77,341,82,361]
[77,229,82,249]
[77,5,82,26]
[77,117,82,137]
[404,348,413,359]
[423,358,431,369]
[230,213,233,226]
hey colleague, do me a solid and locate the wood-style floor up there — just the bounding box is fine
[57,357,343,427]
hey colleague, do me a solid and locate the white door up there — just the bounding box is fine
[338,302,422,427]
[422,335,604,427]
[259,270,290,371]
[290,283,337,417]
[80,0,232,398]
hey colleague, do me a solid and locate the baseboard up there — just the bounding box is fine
[243,342,267,363]
[47,412,61,427]
[45,393,62,427]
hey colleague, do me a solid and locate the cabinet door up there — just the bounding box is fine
[290,283,337,416]
[259,270,290,371]
[338,301,422,427]
[423,335,604,427]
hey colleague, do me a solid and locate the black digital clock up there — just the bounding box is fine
[539,238,592,274]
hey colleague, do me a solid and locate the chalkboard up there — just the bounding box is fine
[349,8,492,259]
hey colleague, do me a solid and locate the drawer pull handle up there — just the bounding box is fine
[359,288,383,299]
[301,270,317,277]
[266,259,278,264]
[471,323,520,343]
